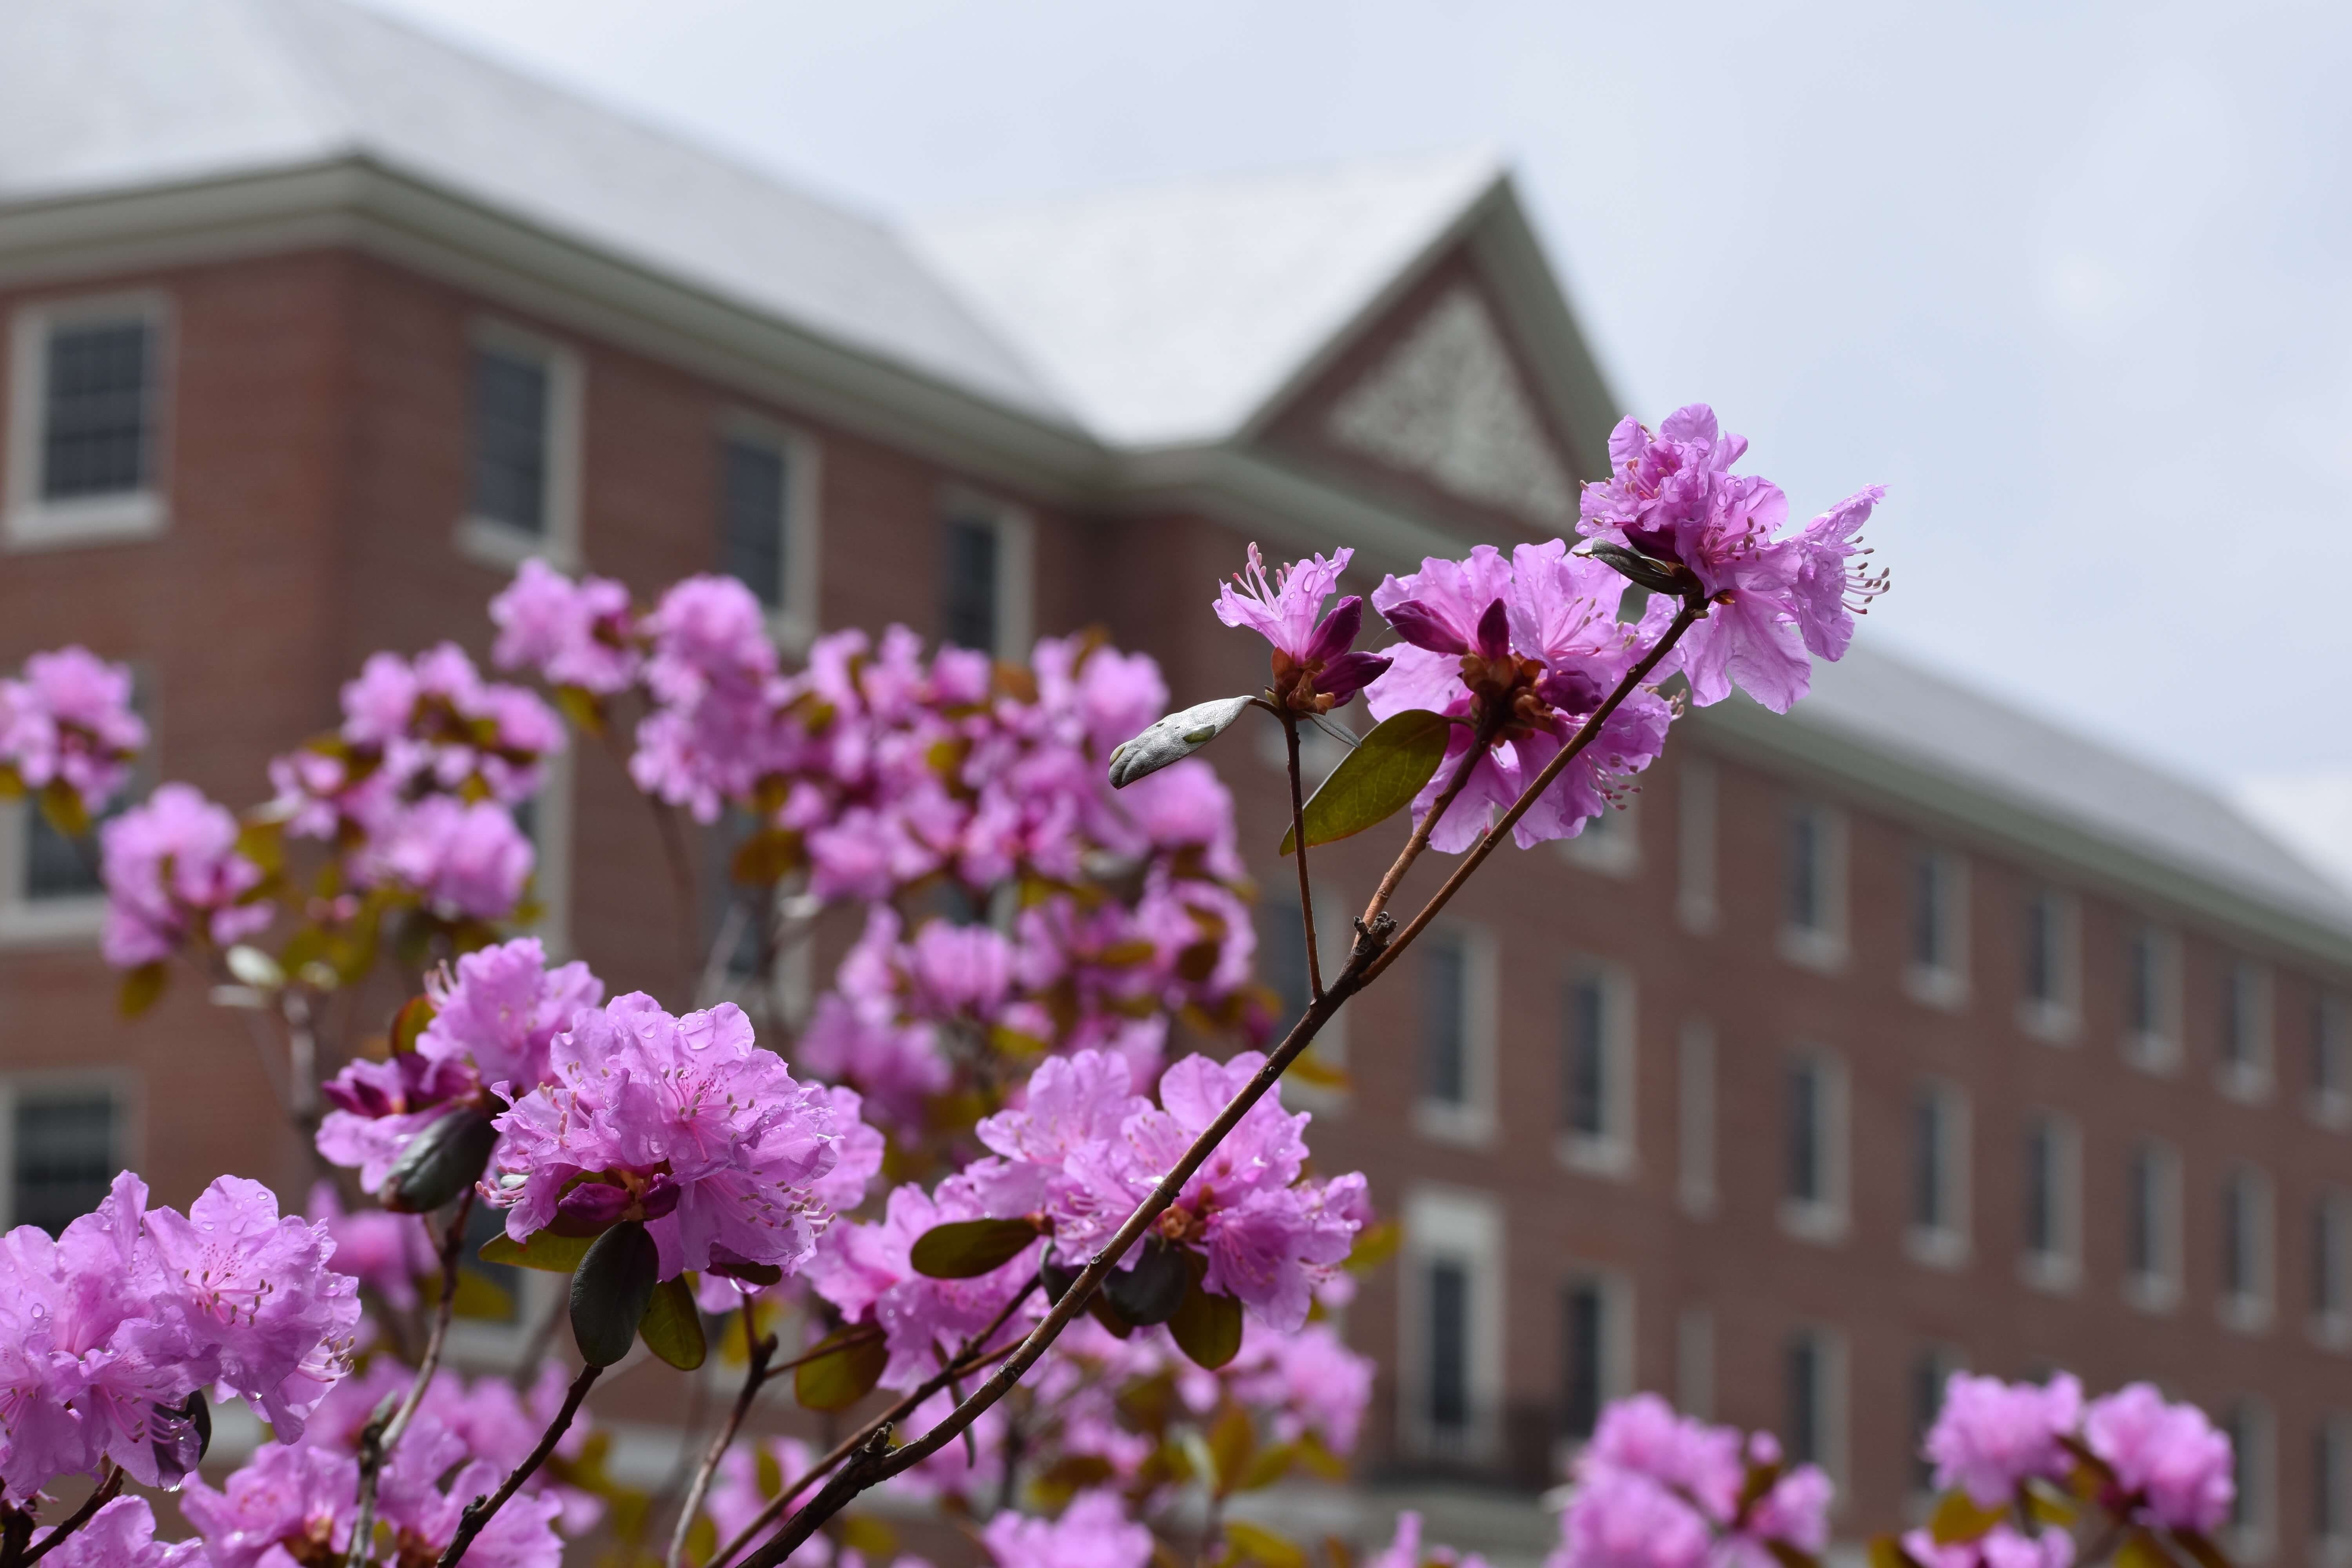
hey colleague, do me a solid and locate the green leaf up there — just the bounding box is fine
[1869,1537,1921,1568]
[449,1267,515,1322]
[2116,1533,2177,1568]
[1236,1441,1298,1493]
[1105,1237,1190,1327]
[481,1228,599,1274]
[390,993,437,1056]
[570,1220,659,1367]
[794,1328,887,1412]
[1929,1492,2007,1546]
[2021,1483,2078,1529]
[37,779,91,840]
[638,1277,707,1370]
[225,944,286,991]
[1168,1274,1244,1370]
[1206,1403,1256,1493]
[381,1108,498,1214]
[908,1217,1040,1279]
[1279,710,1452,854]
[552,684,606,738]
[119,961,169,1018]
[731,827,804,886]
[1222,1521,1306,1568]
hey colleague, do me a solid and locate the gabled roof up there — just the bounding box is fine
[906,150,1508,448]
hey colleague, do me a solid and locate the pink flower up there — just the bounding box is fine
[98,782,273,966]
[415,936,604,1096]
[1902,1526,2074,1568]
[491,558,641,693]
[0,646,146,811]
[489,994,850,1281]
[1925,1372,2084,1508]
[306,1180,435,1310]
[1552,1465,1714,1568]
[982,1491,1153,1568]
[1370,1512,1491,1568]
[1219,1322,1375,1454]
[1212,543,1390,711]
[1585,1394,1743,1523]
[808,1176,1042,1391]
[1552,1397,1833,1568]
[2083,1383,2234,1534]
[367,795,535,920]
[27,1495,203,1567]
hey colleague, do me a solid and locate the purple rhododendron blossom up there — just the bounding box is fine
[0,646,146,811]
[808,1175,1043,1391]
[1550,1396,1833,1568]
[1212,543,1390,710]
[2082,1383,2235,1534]
[28,1495,204,1568]
[490,993,850,1279]
[365,794,536,920]
[306,1180,435,1310]
[1903,1526,2076,1568]
[1369,1512,1492,1568]
[491,558,642,694]
[982,1490,1153,1568]
[99,781,273,966]
[1925,1372,2085,1508]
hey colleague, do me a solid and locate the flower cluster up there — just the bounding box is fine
[98,781,273,967]
[27,1496,202,1568]
[1369,1512,1492,1568]
[1550,1395,1831,1568]
[0,1172,360,1500]
[1213,544,1390,713]
[0,645,146,814]
[983,1491,1155,1568]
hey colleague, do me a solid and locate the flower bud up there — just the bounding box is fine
[1106,696,1254,788]
[379,1106,499,1214]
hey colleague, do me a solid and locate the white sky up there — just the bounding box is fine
[363,0,2352,804]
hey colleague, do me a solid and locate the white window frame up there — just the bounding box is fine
[1559,789,1640,879]
[5,291,171,551]
[2318,1411,2352,1563]
[2019,1109,2083,1295]
[2218,958,2276,1105]
[0,1069,141,1229]
[1779,800,1849,975]
[1785,1325,1850,1489]
[1556,1262,1635,1465]
[1676,1304,1715,1420]
[936,488,1034,661]
[1400,1184,1505,1463]
[2313,1189,2352,1352]
[1412,922,1497,1146]
[1678,1019,1717,1219]
[1555,955,1636,1178]
[1677,755,1718,935]
[717,410,824,653]
[2220,1164,2277,1336]
[2311,993,2352,1132]
[2125,1137,2185,1314]
[453,319,584,573]
[1904,847,1971,1011]
[1780,1047,1851,1245]
[1906,1078,1973,1271]
[2228,1396,2277,1565]
[2123,923,2184,1075]
[2018,886,2083,1045]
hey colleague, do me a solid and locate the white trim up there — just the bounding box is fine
[1778,799,1849,975]
[0,1068,142,1230]
[2123,923,2185,1076]
[1905,1078,1973,1271]
[1399,1184,1506,1463]
[2019,1109,2083,1295]
[2218,958,2276,1105]
[0,796,105,946]
[2124,1137,2185,1314]
[1557,789,1640,879]
[1677,756,1718,936]
[1903,848,1971,1012]
[1677,1019,1717,1219]
[1413,922,1497,1147]
[1780,1047,1851,1245]
[5,289,170,550]
[1554,955,1635,1178]
[453,317,583,573]
[2219,1163,2276,1336]
[936,488,1034,660]
[2018,886,2083,1045]
[718,408,825,654]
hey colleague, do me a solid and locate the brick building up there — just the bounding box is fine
[4,2,2351,1561]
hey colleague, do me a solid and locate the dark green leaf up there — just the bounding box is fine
[1169,1274,1244,1369]
[1222,1521,1306,1568]
[1279,710,1452,854]
[1207,1402,1255,1492]
[119,961,169,1018]
[1929,1492,2006,1546]
[390,993,437,1056]
[2116,1534,2177,1568]
[1105,1237,1190,1326]
[795,1328,887,1412]
[1869,1537,1920,1568]
[731,828,804,886]
[481,1228,599,1274]
[909,1217,1040,1279]
[570,1220,659,1367]
[449,1268,515,1321]
[381,1108,498,1214]
[37,779,90,840]
[639,1276,707,1370]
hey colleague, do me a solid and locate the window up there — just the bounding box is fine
[718,421,822,644]
[2317,1415,2351,1551]
[2228,1398,2276,1562]
[1,671,148,946]
[2219,960,2275,1102]
[2221,1166,2276,1334]
[937,500,1033,660]
[1909,1347,1964,1494]
[4,1082,122,1233]
[1906,848,1969,1008]
[515,749,570,961]
[1780,801,1847,971]
[1262,887,1351,1091]
[1784,1327,1847,1481]
[1415,926,1494,1144]
[1402,1186,1503,1460]
[2125,1138,2184,1312]
[2021,1111,2082,1292]
[2124,924,2182,1073]
[1907,1080,1971,1268]
[2019,886,2081,1043]
[1559,792,1639,878]
[2313,993,2351,1130]
[455,325,581,570]
[1559,1271,1631,1443]
[6,294,168,548]
[1781,1051,1849,1243]
[1558,960,1634,1176]
[2313,1190,2350,1350]
[1676,1306,1715,1420]
[1679,1020,1717,1218]
[1677,756,1718,934]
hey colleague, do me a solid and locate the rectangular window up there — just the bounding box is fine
[2125,925,2182,1073]
[2228,1399,2275,1558]
[2318,1416,2350,1544]
[2221,1166,2276,1333]
[2220,960,2274,1101]
[1908,1080,1970,1267]
[1562,973,1604,1134]
[1562,1279,1605,1440]
[1427,1259,1470,1434]
[1676,1306,1714,1420]
[2019,887,2081,1042]
[7,294,169,548]
[1782,1052,1848,1243]
[9,1084,120,1234]
[1784,1328,1845,1479]
[1910,1348,1962,1494]
[1780,802,1846,971]
[1677,756,1718,934]
[4,671,149,940]
[1905,850,1969,1007]
[719,436,788,612]
[2316,1191,2351,1347]
[1679,1021,1717,1218]
[2021,1111,2081,1291]
[1424,934,1468,1107]
[2313,993,2350,1129]
[938,508,1030,658]
[1559,791,1639,878]
[1557,961,1633,1176]
[1789,1059,1822,1203]
[1788,808,1824,933]
[1403,1186,1502,1460]
[470,346,550,534]
[2126,1138,2184,1312]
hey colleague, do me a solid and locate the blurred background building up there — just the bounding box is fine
[3,1,2351,1561]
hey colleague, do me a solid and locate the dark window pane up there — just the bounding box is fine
[1785,1334,1820,1465]
[2024,895,2053,1002]
[1563,976,1605,1135]
[2223,1178,2249,1296]
[1421,937,1466,1105]
[1912,1088,1944,1230]
[13,1090,116,1234]
[2230,1408,2252,1529]
[720,439,788,611]
[2316,1201,2339,1316]
[940,517,1000,653]
[1787,1062,1820,1202]
[1428,1260,1469,1432]
[1562,1283,1603,1439]
[1911,855,1940,967]
[2222,967,2245,1066]
[2318,1424,2340,1537]
[1263,902,1311,1043]
[2129,932,2156,1033]
[24,808,100,899]
[42,321,150,499]
[1787,811,1819,930]
[1910,1353,1946,1491]
[2024,1122,2054,1255]
[2128,1147,2156,1276]
[2316,999,2342,1097]
[470,348,549,533]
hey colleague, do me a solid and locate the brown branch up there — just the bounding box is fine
[1281,716,1323,1001]
[348,1190,476,1568]
[666,1322,780,1568]
[1356,713,1503,933]
[17,1467,123,1566]
[434,1362,601,1566]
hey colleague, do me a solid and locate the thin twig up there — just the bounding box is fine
[17,1467,123,1566]
[1358,603,1700,987]
[348,1190,475,1568]
[434,1362,601,1566]
[666,1321,779,1568]
[1281,715,1323,1001]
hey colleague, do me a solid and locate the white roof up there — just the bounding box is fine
[906,149,1505,447]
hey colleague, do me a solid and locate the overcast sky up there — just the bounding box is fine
[365,0,2352,811]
